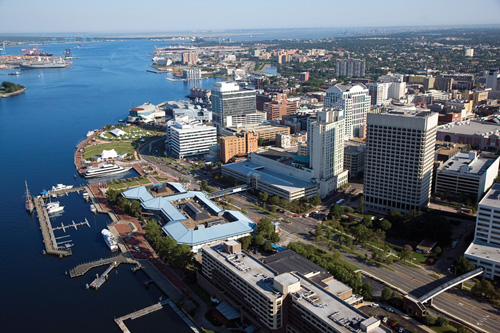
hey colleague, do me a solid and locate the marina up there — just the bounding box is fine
[52,219,90,232]
[69,253,139,278]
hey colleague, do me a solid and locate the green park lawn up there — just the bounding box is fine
[83,142,136,160]
[138,178,152,185]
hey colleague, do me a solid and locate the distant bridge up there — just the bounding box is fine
[206,184,251,199]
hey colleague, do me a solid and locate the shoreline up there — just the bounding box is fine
[0,87,26,98]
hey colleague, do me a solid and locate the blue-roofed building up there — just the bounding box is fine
[121,183,256,252]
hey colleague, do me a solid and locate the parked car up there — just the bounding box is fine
[385,306,395,313]
[382,317,388,323]
[370,303,380,308]
[398,326,404,333]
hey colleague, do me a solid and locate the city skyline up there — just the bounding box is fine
[1,0,500,34]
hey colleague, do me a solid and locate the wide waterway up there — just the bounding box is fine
[0,40,219,332]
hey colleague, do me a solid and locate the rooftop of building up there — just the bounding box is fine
[438,151,497,175]
[465,239,500,263]
[329,83,367,93]
[479,183,500,208]
[438,120,500,136]
[435,141,466,157]
[225,123,290,133]
[204,243,377,332]
[203,244,283,300]
[222,159,316,192]
[122,184,255,247]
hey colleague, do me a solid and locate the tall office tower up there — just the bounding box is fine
[336,58,365,78]
[364,110,438,212]
[324,84,371,139]
[366,82,389,105]
[211,82,257,129]
[486,69,499,91]
[307,109,349,197]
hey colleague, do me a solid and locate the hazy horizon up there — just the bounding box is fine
[1,0,499,34]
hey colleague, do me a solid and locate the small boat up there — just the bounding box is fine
[90,204,97,214]
[51,184,74,191]
[8,71,21,76]
[83,191,90,201]
[46,201,64,215]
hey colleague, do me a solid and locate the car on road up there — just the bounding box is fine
[385,306,395,313]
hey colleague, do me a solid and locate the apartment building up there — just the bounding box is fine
[364,110,438,212]
[181,52,198,65]
[219,132,258,163]
[336,59,365,78]
[324,84,371,139]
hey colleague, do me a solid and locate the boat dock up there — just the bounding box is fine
[52,219,90,232]
[114,299,170,333]
[69,253,139,278]
[33,196,72,257]
[47,185,88,198]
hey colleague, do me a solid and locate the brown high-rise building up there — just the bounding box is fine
[219,132,258,163]
[181,52,198,65]
[263,99,297,120]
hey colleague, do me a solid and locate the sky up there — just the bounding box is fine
[1,0,499,34]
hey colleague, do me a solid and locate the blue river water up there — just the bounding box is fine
[0,40,218,332]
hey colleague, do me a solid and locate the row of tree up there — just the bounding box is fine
[144,219,193,269]
[106,188,142,216]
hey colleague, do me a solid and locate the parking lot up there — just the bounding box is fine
[358,305,427,333]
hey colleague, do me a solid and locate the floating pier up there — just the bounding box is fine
[33,196,72,257]
[90,263,116,290]
[52,219,90,232]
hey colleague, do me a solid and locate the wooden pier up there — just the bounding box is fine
[52,219,90,232]
[69,253,139,278]
[89,263,116,290]
[33,196,72,257]
[114,300,170,333]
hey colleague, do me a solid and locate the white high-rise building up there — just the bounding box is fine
[465,184,500,279]
[364,110,438,212]
[379,74,407,99]
[307,109,349,196]
[366,82,389,105]
[324,84,371,139]
[167,117,217,158]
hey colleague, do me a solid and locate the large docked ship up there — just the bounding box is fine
[20,57,71,69]
[84,164,131,179]
[101,229,118,251]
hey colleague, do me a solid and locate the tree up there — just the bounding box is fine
[256,218,274,238]
[268,195,281,206]
[240,236,252,251]
[270,232,280,243]
[315,224,323,241]
[361,282,373,301]
[329,205,344,220]
[423,315,437,326]
[382,287,392,301]
[311,194,321,206]
[434,246,442,255]
[263,240,273,252]
[253,234,265,247]
[399,247,412,261]
[358,196,364,213]
[454,256,475,275]
[471,278,496,299]
[436,316,449,327]
[240,208,248,215]
[457,326,472,333]
[106,188,121,205]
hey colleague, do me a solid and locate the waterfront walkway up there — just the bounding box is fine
[69,253,138,278]
[33,196,72,257]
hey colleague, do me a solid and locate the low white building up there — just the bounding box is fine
[167,117,217,158]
